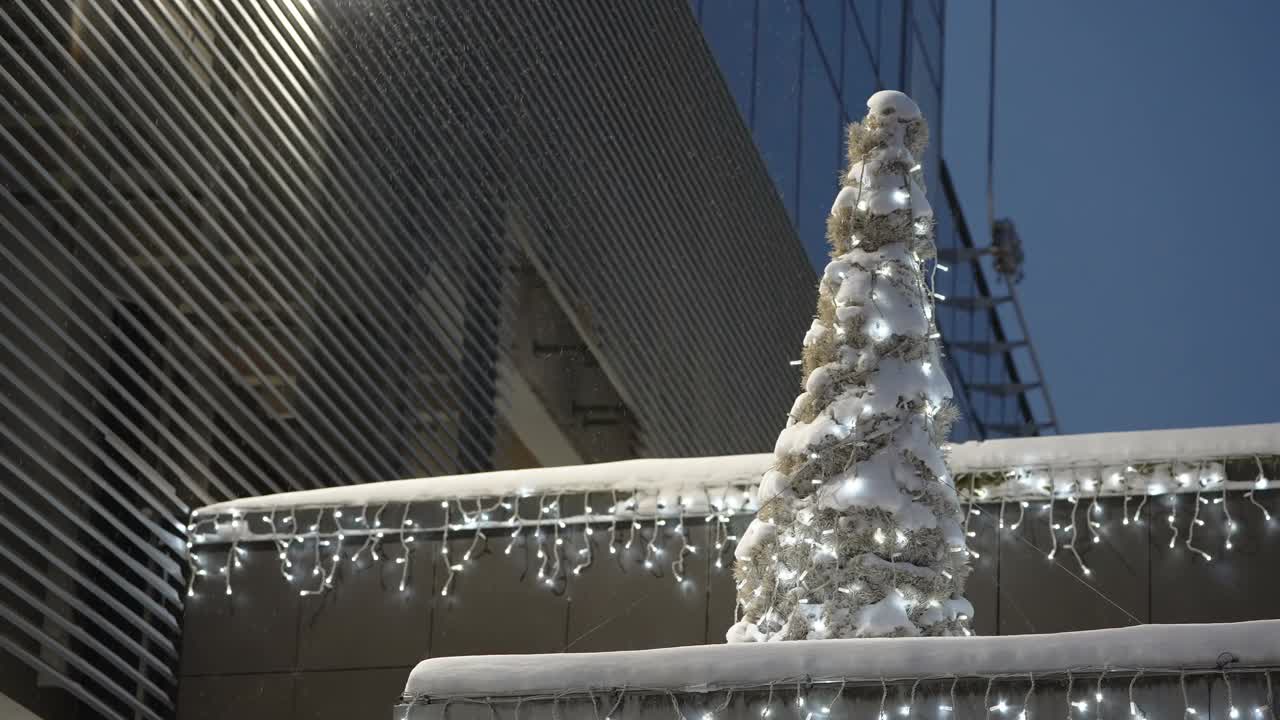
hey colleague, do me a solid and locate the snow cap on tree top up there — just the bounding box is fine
[867,90,921,120]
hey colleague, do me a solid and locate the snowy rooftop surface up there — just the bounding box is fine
[194,423,1278,516]
[404,619,1280,697]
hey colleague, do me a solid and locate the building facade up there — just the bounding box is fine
[0,2,811,719]
[1,2,1051,720]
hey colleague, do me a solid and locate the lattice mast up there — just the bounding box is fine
[728,91,973,642]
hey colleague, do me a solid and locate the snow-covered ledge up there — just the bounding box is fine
[195,424,1279,520]
[397,620,1280,719]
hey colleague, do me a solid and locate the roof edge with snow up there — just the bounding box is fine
[192,423,1279,518]
[402,619,1280,698]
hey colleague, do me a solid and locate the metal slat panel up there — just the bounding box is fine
[1,2,817,717]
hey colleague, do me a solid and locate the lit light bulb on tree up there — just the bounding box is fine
[728,91,971,643]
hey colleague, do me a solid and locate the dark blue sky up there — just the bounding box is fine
[942,2,1280,434]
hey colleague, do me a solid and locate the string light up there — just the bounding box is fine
[1012,500,1027,531]
[1047,483,1059,561]
[1088,492,1102,544]
[1222,667,1241,720]
[672,501,692,583]
[941,675,958,713]
[1259,670,1274,719]
[1223,484,1235,551]
[188,452,1270,603]
[1019,671,1035,720]
[1128,670,1144,720]
[1179,670,1202,717]
[1133,490,1148,525]
[1065,670,1079,717]
[987,682,1007,716]
[223,539,238,596]
[1185,479,1213,562]
[1064,481,1090,576]
[902,677,920,718]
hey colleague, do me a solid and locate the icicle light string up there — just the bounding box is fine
[188,466,1268,555]
[457,499,488,563]
[1088,491,1102,544]
[186,454,1270,598]
[1047,478,1059,561]
[402,502,419,594]
[1020,672,1035,720]
[880,676,890,720]
[223,538,239,596]
[298,508,330,596]
[1225,667,1241,720]
[983,675,997,720]
[903,678,921,718]
[400,501,418,560]
[606,686,627,720]
[1065,476,1091,576]
[550,494,565,586]
[268,506,292,581]
[671,500,690,583]
[666,690,685,720]
[535,495,551,582]
[1122,467,1133,526]
[1246,457,1273,522]
[1132,489,1148,526]
[1186,465,1213,562]
[608,490,621,556]
[644,514,661,573]
[321,509,342,592]
[924,475,1144,626]
[1180,670,1198,716]
[1094,668,1107,714]
[1262,671,1274,720]
[355,504,387,563]
[1128,671,1143,720]
[1065,670,1078,719]
[189,453,1272,541]
[1223,481,1236,552]
[573,511,594,577]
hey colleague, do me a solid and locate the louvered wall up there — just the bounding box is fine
[0,2,814,718]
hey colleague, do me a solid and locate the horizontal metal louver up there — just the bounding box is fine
[1,2,814,717]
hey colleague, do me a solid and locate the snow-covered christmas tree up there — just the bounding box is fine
[728,91,973,642]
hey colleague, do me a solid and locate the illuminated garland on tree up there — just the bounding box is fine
[728,91,971,642]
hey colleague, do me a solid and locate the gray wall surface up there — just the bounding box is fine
[178,486,1279,720]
